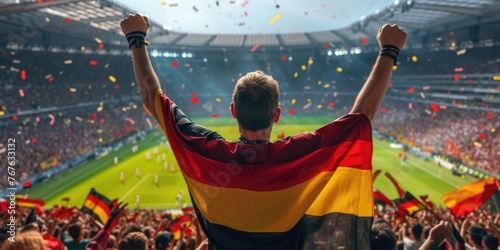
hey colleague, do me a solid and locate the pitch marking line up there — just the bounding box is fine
[119,174,151,202]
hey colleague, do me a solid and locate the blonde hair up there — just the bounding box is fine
[0,231,46,250]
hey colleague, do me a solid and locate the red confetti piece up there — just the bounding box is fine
[19,89,24,97]
[281,55,287,61]
[98,43,104,49]
[90,60,98,66]
[191,92,198,105]
[407,87,415,93]
[114,84,119,89]
[211,114,219,118]
[408,102,413,109]
[430,103,439,113]
[304,11,308,15]
[380,108,387,113]
[487,112,494,119]
[389,83,393,88]
[12,116,18,121]
[48,77,54,82]
[99,118,105,124]
[322,44,328,49]
[289,108,295,115]
[478,133,485,140]
[361,38,367,44]
[328,101,334,107]
[454,74,459,82]
[250,42,261,52]
[244,11,248,16]
[21,70,26,80]
[65,17,71,23]
[172,61,178,68]
[31,138,37,144]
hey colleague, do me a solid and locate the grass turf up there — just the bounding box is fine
[24,116,477,209]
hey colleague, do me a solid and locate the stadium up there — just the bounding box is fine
[0,0,499,249]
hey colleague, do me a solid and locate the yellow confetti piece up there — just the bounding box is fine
[99,138,103,143]
[69,88,76,92]
[161,1,166,6]
[474,141,482,148]
[324,84,330,88]
[317,80,322,85]
[317,104,322,109]
[64,60,73,64]
[269,13,282,25]
[420,92,426,99]
[278,101,281,106]
[490,95,494,100]
[122,107,127,112]
[94,37,102,44]
[1,106,6,111]
[291,99,296,105]
[131,82,136,87]
[0,111,4,116]
[80,46,85,51]
[99,102,103,106]
[216,98,222,102]
[294,72,298,78]
[97,106,103,112]
[307,98,311,103]
[393,65,397,71]
[492,128,496,133]
[308,58,313,65]
[493,76,500,81]
[411,55,418,62]
[109,75,117,83]
[132,104,137,109]
[336,67,343,73]
[48,114,55,120]
[301,65,306,71]
[66,118,71,123]
[451,42,456,47]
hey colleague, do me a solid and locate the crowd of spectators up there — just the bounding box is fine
[372,99,499,174]
[3,201,500,249]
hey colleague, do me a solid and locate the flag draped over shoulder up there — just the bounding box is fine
[81,188,112,224]
[153,90,374,249]
[442,177,500,218]
[393,191,426,216]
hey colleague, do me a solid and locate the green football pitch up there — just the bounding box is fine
[24,116,477,209]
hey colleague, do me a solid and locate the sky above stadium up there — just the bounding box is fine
[116,0,396,34]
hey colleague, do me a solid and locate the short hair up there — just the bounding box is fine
[118,232,149,250]
[67,222,82,240]
[122,224,143,239]
[483,233,499,250]
[468,224,487,246]
[155,232,172,250]
[371,223,396,250]
[106,234,117,249]
[232,70,280,131]
[410,222,423,239]
[0,231,45,250]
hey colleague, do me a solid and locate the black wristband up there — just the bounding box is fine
[379,51,398,65]
[381,45,400,53]
[126,34,149,49]
[126,31,147,37]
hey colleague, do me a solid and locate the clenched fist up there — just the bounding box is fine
[120,14,150,36]
[377,24,407,51]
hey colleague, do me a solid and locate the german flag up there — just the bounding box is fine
[374,189,393,206]
[393,192,425,216]
[442,177,500,218]
[153,90,373,249]
[81,188,112,224]
[16,198,44,208]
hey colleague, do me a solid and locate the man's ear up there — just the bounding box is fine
[230,102,237,118]
[273,107,281,123]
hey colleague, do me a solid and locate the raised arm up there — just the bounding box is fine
[350,24,407,120]
[120,14,161,121]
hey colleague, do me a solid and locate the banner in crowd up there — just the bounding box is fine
[81,188,113,224]
[442,177,500,218]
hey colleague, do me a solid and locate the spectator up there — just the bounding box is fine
[117,232,148,250]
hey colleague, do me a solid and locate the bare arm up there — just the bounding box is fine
[120,14,161,122]
[350,24,407,120]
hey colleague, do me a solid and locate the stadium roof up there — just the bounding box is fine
[0,0,499,51]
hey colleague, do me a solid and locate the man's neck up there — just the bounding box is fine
[239,127,272,141]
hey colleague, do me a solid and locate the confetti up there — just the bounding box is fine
[241,0,249,7]
[48,77,54,82]
[420,92,426,99]
[361,38,367,44]
[493,76,500,81]
[474,142,482,148]
[238,22,245,26]
[250,42,261,52]
[294,72,298,78]
[94,37,102,44]
[380,108,387,113]
[422,86,430,90]
[323,84,330,88]
[211,114,219,118]
[301,65,307,71]
[454,67,463,72]
[19,89,24,97]
[191,92,199,105]
[322,44,328,49]
[75,116,82,122]
[430,103,439,113]
[65,17,71,23]
[20,70,26,80]
[244,11,248,17]
[333,92,337,97]
[304,11,308,15]
[317,104,322,109]
[307,58,313,65]
[407,87,415,93]
[161,1,166,6]
[98,44,104,49]
[109,75,117,83]
[454,74,459,82]
[269,13,282,25]
[64,60,72,64]
[280,55,287,61]
[171,61,178,68]
[336,67,342,73]
[193,6,198,12]
[408,102,413,109]
[12,59,20,64]
[303,103,312,109]
[291,99,296,105]
[90,60,98,66]
[328,101,334,107]
[289,109,295,115]
[216,98,222,102]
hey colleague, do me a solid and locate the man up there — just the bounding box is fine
[120,14,406,249]
[401,222,425,250]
